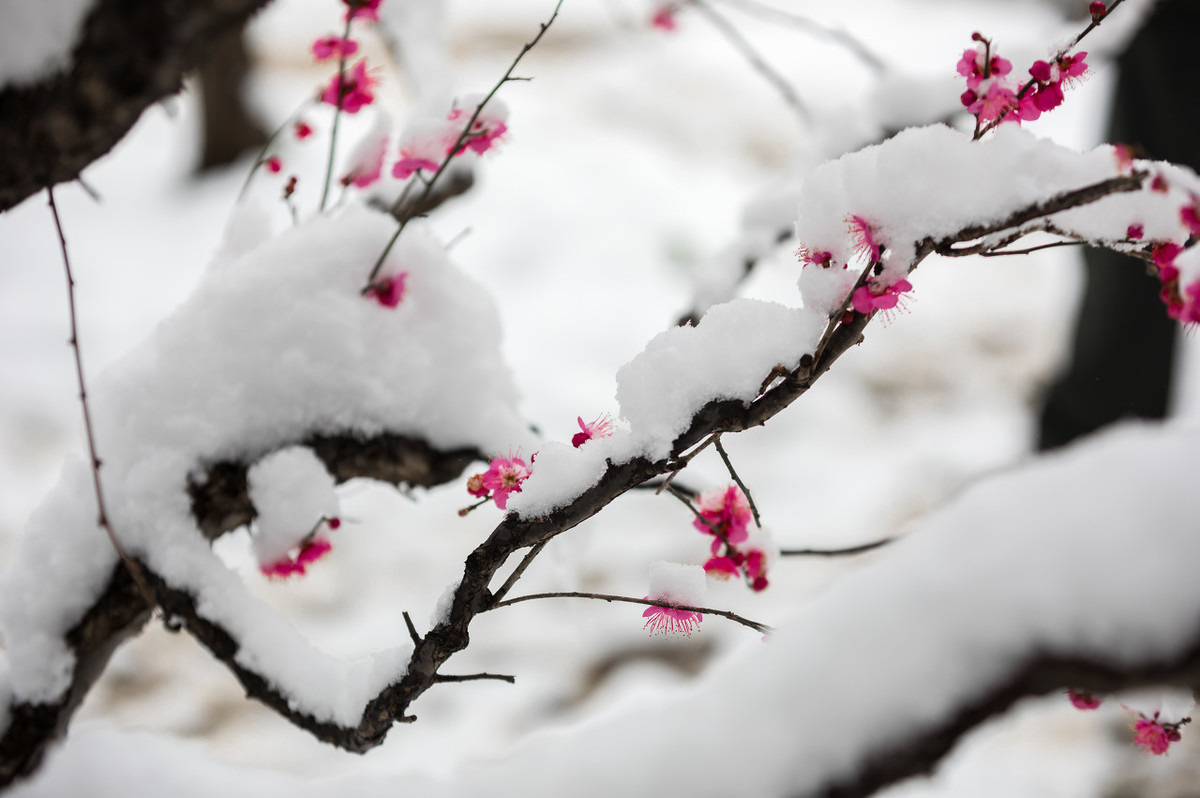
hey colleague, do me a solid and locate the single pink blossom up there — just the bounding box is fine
[1029,59,1053,83]
[796,246,834,267]
[264,155,282,174]
[851,278,914,315]
[1127,223,1144,240]
[342,0,382,22]
[1089,2,1107,21]
[651,5,677,31]
[366,271,408,308]
[968,82,1018,122]
[1032,82,1065,113]
[392,156,440,180]
[311,35,359,62]
[1058,52,1088,82]
[480,455,531,509]
[571,414,614,447]
[1153,242,1183,269]
[321,59,377,114]
[447,100,509,156]
[342,126,388,189]
[1112,143,1135,172]
[847,215,881,262]
[1068,689,1103,710]
[642,601,702,636]
[1132,717,1181,756]
[702,556,740,580]
[260,537,333,579]
[466,473,489,499]
[693,485,751,546]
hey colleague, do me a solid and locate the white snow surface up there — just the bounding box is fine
[646,560,705,606]
[792,124,1200,286]
[411,422,1200,797]
[0,0,93,87]
[0,201,531,722]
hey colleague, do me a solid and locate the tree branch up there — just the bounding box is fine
[0,0,275,213]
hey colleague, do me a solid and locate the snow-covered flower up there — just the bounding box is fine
[447,95,509,156]
[851,278,913,316]
[321,60,377,114]
[571,414,613,448]
[847,214,882,263]
[260,534,334,579]
[342,113,390,189]
[642,562,705,637]
[650,4,678,31]
[294,120,314,140]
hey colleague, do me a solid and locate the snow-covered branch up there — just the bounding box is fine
[0,0,274,212]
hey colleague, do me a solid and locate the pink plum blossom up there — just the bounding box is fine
[796,246,833,267]
[366,272,407,308]
[259,536,333,579]
[1068,689,1103,710]
[294,120,314,140]
[264,155,282,174]
[847,214,881,262]
[1126,224,1144,240]
[480,455,531,509]
[702,556,740,580]
[321,60,377,114]
[311,36,359,62]
[851,278,913,316]
[342,0,382,22]
[651,5,677,31]
[1181,201,1200,236]
[1132,717,1182,755]
[571,414,613,448]
[693,485,751,546]
[642,602,702,636]
[1089,2,1107,21]
[969,83,1018,122]
[447,97,509,156]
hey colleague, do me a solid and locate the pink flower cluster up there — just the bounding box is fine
[466,455,531,510]
[957,35,1088,126]
[320,59,377,114]
[1131,182,1200,324]
[393,97,509,181]
[259,518,341,579]
[694,485,770,591]
[1131,714,1189,756]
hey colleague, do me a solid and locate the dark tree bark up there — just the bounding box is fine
[0,0,274,213]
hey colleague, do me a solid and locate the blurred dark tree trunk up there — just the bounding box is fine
[196,23,267,171]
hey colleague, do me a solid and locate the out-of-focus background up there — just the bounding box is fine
[1,0,1198,793]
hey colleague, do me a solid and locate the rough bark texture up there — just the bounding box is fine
[0,0,274,212]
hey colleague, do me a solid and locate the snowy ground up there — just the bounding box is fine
[1,0,1198,794]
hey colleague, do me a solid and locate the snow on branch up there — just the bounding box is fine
[0,0,274,212]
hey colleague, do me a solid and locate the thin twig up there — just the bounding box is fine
[688,0,811,125]
[489,541,548,606]
[713,436,761,528]
[707,0,885,73]
[780,538,894,557]
[46,188,157,611]
[434,672,516,684]
[978,239,1085,257]
[664,483,732,550]
[75,178,101,203]
[402,610,421,645]
[366,0,565,288]
[491,591,770,634]
[319,16,355,212]
[656,433,719,495]
[237,100,316,202]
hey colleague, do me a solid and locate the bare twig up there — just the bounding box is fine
[402,611,422,645]
[688,0,811,125]
[780,538,894,557]
[46,188,156,611]
[707,0,885,73]
[489,540,548,606]
[434,672,516,684]
[713,436,761,528]
[490,591,770,635]
[366,0,565,287]
[319,16,355,212]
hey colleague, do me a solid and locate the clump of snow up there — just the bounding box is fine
[615,299,824,460]
[0,201,530,723]
[646,561,705,607]
[430,574,462,629]
[792,124,1200,289]
[247,446,338,565]
[0,0,94,88]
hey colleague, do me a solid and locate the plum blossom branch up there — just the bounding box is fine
[319,15,356,212]
[489,591,770,635]
[46,188,157,612]
[365,0,565,287]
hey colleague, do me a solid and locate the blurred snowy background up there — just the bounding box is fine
[1,0,1199,794]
